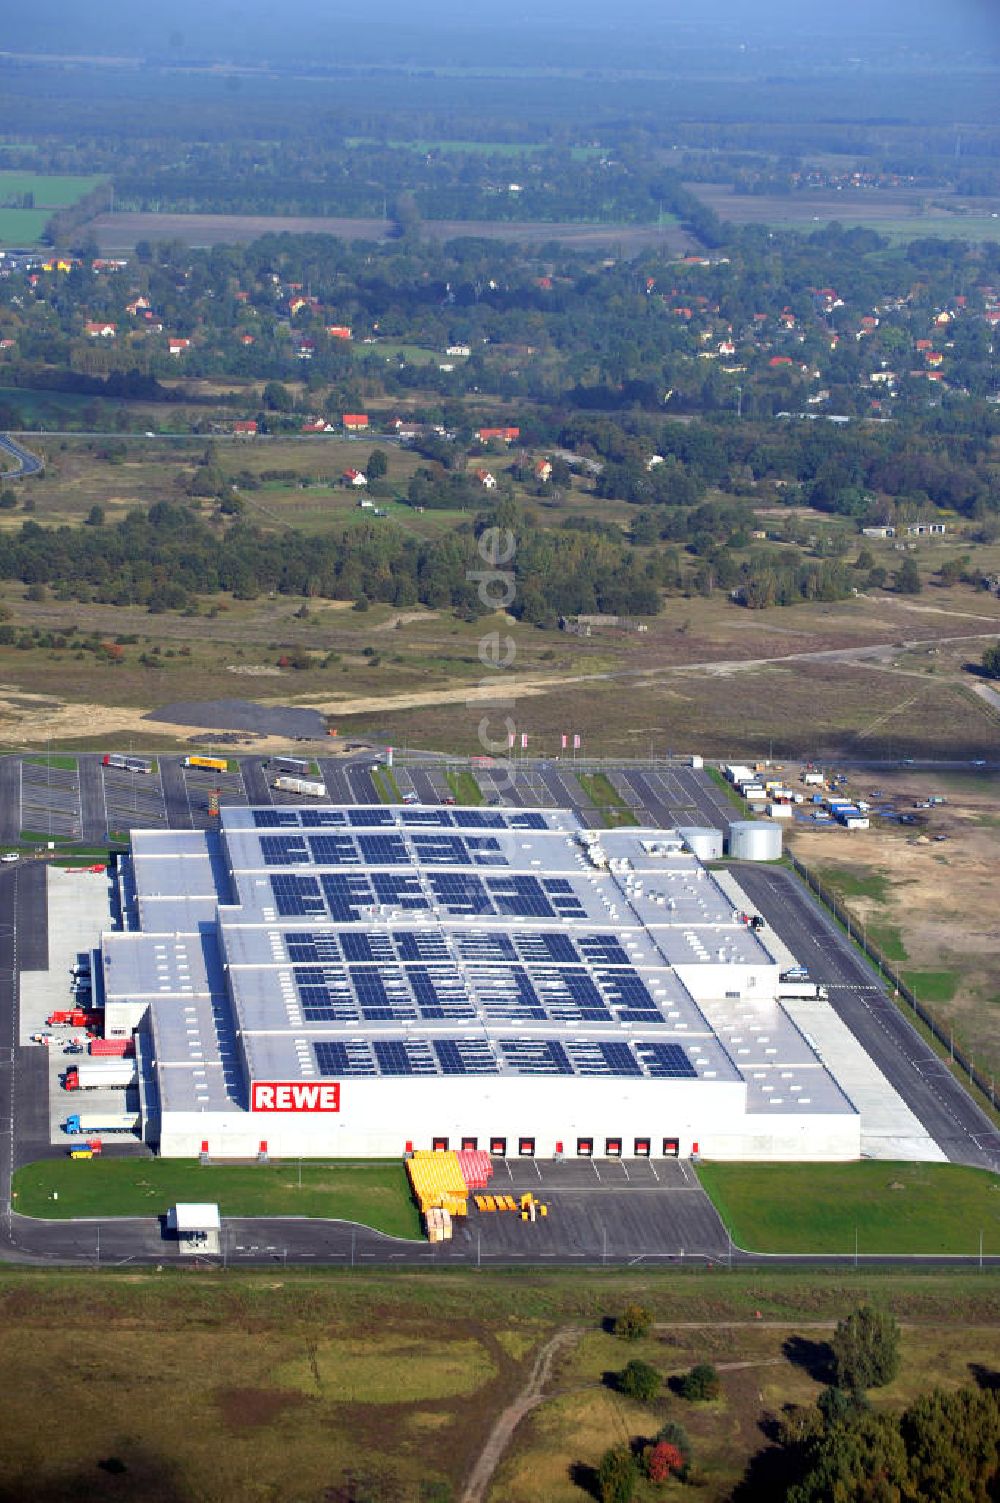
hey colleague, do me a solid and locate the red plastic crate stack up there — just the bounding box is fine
[89,1037,135,1057]
[456,1150,493,1191]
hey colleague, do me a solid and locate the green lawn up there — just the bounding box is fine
[900,969,959,1005]
[814,866,893,904]
[14,1158,423,1238]
[697,1160,1000,1256]
[577,771,638,827]
[446,768,484,805]
[22,753,78,771]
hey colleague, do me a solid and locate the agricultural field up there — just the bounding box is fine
[0,170,107,245]
[0,170,107,207]
[683,182,1000,239]
[0,1268,995,1503]
[788,768,1000,1082]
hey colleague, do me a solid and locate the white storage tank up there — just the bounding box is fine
[728,820,783,861]
[678,826,724,861]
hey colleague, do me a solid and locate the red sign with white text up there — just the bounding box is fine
[251,1081,341,1112]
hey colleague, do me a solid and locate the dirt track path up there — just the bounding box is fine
[463,1326,582,1503]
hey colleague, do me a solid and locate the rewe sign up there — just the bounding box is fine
[251,1081,341,1112]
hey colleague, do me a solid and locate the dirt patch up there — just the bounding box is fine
[789,772,1000,1075]
[215,1386,310,1432]
[226,664,288,677]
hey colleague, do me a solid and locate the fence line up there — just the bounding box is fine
[785,851,997,1119]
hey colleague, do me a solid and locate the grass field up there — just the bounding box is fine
[696,1161,1000,1256]
[0,1267,994,1502]
[13,1158,423,1238]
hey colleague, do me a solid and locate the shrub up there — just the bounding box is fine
[645,1441,684,1483]
[679,1362,721,1402]
[615,1303,653,1341]
[597,1445,636,1503]
[618,1359,661,1402]
[655,1419,692,1466]
[832,1306,900,1392]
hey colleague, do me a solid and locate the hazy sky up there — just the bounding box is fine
[3,0,998,63]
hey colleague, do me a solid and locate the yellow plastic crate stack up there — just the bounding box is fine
[407,1150,468,1220]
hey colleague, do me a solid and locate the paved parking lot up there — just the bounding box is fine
[101,762,168,837]
[19,758,82,840]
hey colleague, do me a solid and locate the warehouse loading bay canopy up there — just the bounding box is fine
[100,805,860,1160]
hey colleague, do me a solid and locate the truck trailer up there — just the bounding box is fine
[63,1060,137,1091]
[777,981,829,1001]
[182,755,228,773]
[64,1112,139,1136]
[272,775,326,798]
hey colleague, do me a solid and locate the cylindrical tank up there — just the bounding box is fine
[678,826,724,861]
[727,819,783,861]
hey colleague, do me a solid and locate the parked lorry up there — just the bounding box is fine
[269,756,310,776]
[182,755,228,773]
[777,980,829,1001]
[89,1037,134,1058]
[272,775,326,797]
[64,1112,139,1136]
[63,1060,137,1091]
[47,1009,99,1029]
[103,754,152,774]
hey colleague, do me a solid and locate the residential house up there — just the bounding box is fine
[862,526,896,539]
[84,321,116,338]
[343,468,368,488]
[474,469,498,490]
[446,344,471,357]
[301,418,336,434]
[327,325,352,340]
[342,414,370,431]
[534,459,553,483]
[168,338,191,355]
[233,420,258,437]
[906,522,946,537]
[475,426,520,443]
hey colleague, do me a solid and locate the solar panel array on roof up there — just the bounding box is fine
[311,1034,692,1080]
[252,809,299,828]
[500,1038,573,1074]
[433,1038,498,1075]
[295,961,475,1024]
[635,1042,698,1079]
[374,1039,438,1075]
[261,834,310,865]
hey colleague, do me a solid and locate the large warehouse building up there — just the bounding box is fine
[99,805,860,1161]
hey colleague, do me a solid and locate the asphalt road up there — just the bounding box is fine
[0,760,20,844]
[0,433,43,478]
[77,754,108,843]
[158,757,194,829]
[733,863,1000,1172]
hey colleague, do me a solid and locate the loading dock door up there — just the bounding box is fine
[461,1136,478,1151]
[432,1136,449,1152]
[663,1137,680,1157]
[577,1137,593,1157]
[518,1136,535,1157]
[634,1137,651,1157]
[490,1136,507,1157]
[605,1137,622,1158]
